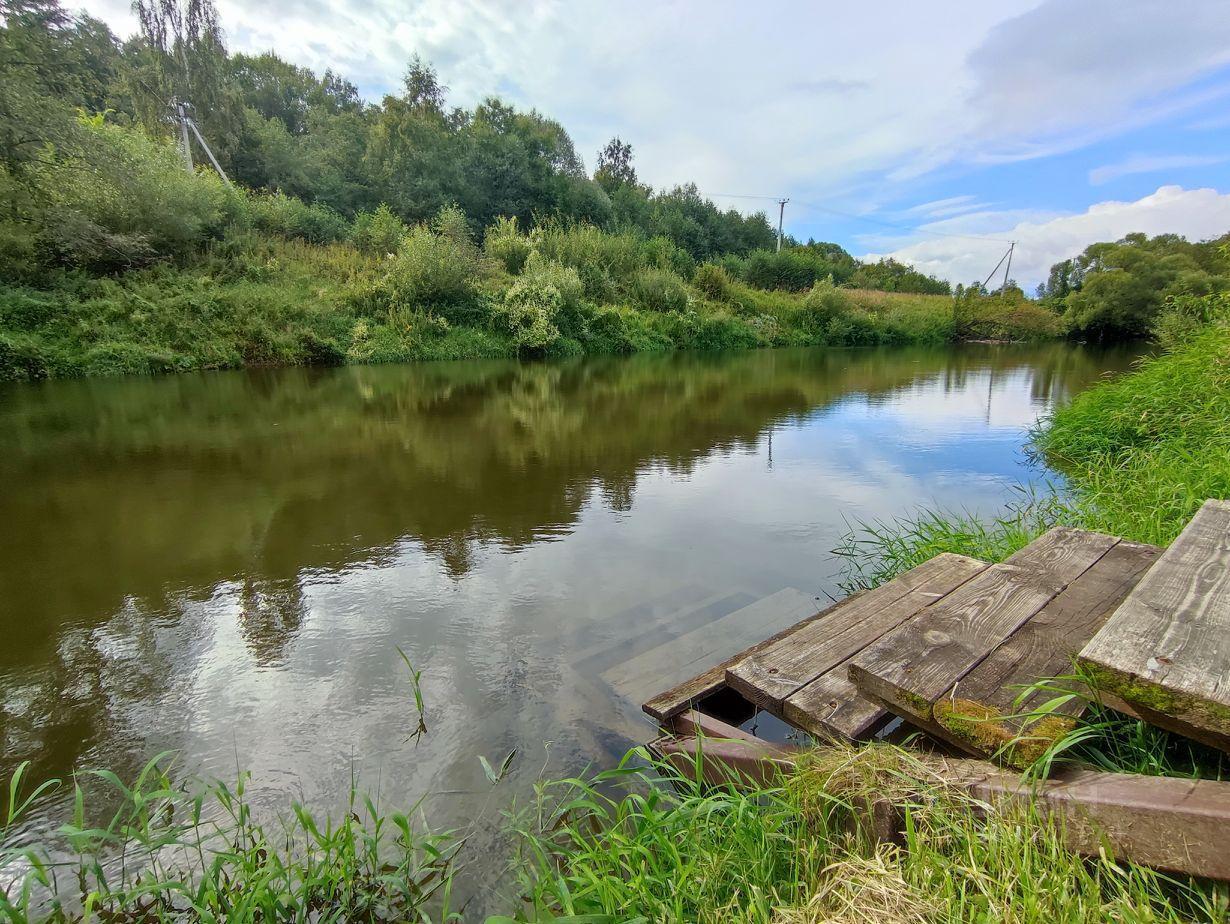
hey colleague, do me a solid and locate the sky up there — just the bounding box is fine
[79,0,1230,289]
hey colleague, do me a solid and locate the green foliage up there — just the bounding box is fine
[382,212,480,320]
[0,755,460,922]
[850,257,950,295]
[532,220,644,300]
[351,203,407,255]
[1042,232,1230,340]
[691,262,733,302]
[1153,290,1230,352]
[1036,315,1230,546]
[247,190,350,244]
[501,745,1217,923]
[631,267,689,313]
[483,215,532,275]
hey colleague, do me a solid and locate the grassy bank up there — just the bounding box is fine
[0,227,1060,384]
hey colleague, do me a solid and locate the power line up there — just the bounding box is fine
[708,191,1014,245]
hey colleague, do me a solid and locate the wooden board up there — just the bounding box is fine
[848,528,1118,725]
[726,553,988,712]
[932,540,1160,764]
[783,667,890,740]
[608,588,816,704]
[642,591,864,721]
[1079,499,1230,748]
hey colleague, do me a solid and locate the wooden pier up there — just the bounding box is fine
[642,499,1230,880]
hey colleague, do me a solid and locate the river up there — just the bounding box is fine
[0,341,1141,909]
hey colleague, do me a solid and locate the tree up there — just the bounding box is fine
[595,136,636,191]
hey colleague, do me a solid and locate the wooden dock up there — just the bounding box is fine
[641,499,1230,880]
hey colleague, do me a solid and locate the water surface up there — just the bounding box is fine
[0,342,1139,903]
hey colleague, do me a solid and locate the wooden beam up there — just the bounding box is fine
[1079,499,1230,750]
[647,732,1230,881]
[727,553,988,712]
[849,528,1117,726]
[933,541,1160,766]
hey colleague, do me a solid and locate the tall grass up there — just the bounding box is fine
[0,756,461,922]
[496,744,1224,923]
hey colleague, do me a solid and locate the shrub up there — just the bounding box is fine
[691,262,733,301]
[533,220,644,300]
[350,204,406,255]
[1153,291,1229,351]
[799,278,851,333]
[383,216,480,319]
[24,117,239,270]
[500,275,563,353]
[742,248,838,291]
[247,192,350,244]
[641,235,696,279]
[484,215,533,275]
[631,267,688,313]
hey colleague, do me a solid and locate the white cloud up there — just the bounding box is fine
[74,0,1230,207]
[1090,153,1230,185]
[870,185,1230,289]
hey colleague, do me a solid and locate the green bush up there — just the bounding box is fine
[798,278,851,333]
[691,262,733,301]
[631,267,688,313]
[23,117,239,270]
[533,221,644,300]
[499,274,563,353]
[1153,291,1229,351]
[383,218,480,319]
[350,204,406,255]
[641,235,695,279]
[247,192,350,244]
[484,215,533,275]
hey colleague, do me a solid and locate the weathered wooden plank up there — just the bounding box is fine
[642,591,864,721]
[934,540,1161,765]
[849,528,1118,725]
[611,588,815,705]
[783,668,890,740]
[1079,499,1230,748]
[727,553,988,712]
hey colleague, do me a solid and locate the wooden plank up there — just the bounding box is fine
[608,588,816,704]
[849,528,1118,725]
[783,668,889,740]
[727,553,988,712]
[645,732,1230,881]
[1079,499,1230,748]
[934,541,1161,766]
[642,591,865,721]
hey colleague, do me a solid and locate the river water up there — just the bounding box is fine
[0,342,1140,907]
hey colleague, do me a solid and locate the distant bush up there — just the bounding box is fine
[351,204,406,255]
[21,117,239,270]
[533,221,644,300]
[498,261,581,353]
[632,268,689,313]
[690,263,733,302]
[641,235,696,279]
[1153,291,1229,351]
[484,216,533,275]
[799,278,852,333]
[850,258,950,295]
[383,210,480,318]
[248,192,350,244]
[742,247,852,291]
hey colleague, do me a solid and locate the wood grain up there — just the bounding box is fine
[727,553,988,711]
[849,528,1118,724]
[641,591,865,721]
[1079,499,1230,745]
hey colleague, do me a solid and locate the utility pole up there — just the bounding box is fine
[175,101,193,171]
[776,198,789,252]
[1000,241,1015,298]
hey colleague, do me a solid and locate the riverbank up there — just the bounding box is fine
[494,310,1230,920]
[0,232,1061,383]
[3,328,1223,920]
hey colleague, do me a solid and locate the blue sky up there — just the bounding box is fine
[83,0,1230,288]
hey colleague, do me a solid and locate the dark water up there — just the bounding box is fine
[0,342,1138,903]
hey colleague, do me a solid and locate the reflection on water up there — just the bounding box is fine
[0,342,1140,903]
